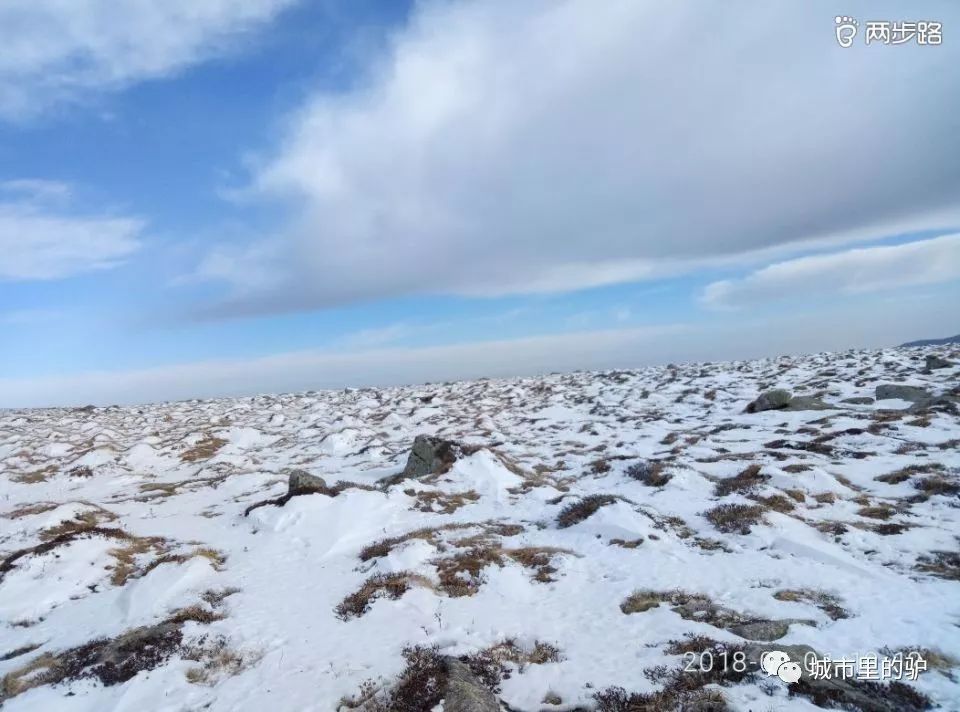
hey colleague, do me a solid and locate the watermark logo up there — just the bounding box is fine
[835,16,858,48]
[761,650,928,685]
[761,650,802,684]
[836,16,942,47]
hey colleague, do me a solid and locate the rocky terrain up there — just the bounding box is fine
[1,346,959,711]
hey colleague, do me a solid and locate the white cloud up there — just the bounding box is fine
[201,0,960,315]
[0,179,72,203]
[0,0,295,118]
[702,234,960,309]
[6,293,958,408]
[0,198,143,281]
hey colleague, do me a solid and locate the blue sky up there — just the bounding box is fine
[1,1,959,407]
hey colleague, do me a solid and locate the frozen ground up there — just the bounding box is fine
[1,346,959,711]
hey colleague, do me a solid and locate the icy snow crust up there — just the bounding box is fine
[1,346,958,710]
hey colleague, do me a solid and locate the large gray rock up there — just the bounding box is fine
[925,354,954,370]
[909,394,960,414]
[784,396,831,411]
[444,659,500,712]
[401,435,463,479]
[745,389,792,413]
[875,384,931,403]
[288,471,329,496]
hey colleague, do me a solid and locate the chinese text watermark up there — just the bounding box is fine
[835,16,942,48]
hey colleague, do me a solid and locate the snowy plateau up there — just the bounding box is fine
[1,346,959,711]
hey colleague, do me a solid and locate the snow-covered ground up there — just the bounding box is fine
[1,346,959,711]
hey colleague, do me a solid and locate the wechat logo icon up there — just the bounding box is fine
[761,650,802,684]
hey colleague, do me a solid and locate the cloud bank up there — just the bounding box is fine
[200,0,960,315]
[702,234,960,308]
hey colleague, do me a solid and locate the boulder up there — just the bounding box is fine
[875,384,931,403]
[745,389,792,413]
[841,396,874,405]
[909,395,960,415]
[925,354,954,370]
[401,435,463,479]
[784,396,831,411]
[287,471,329,496]
[444,659,500,712]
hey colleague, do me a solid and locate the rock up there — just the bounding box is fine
[841,396,874,405]
[925,354,954,370]
[287,471,329,496]
[745,389,792,413]
[401,435,464,479]
[729,619,791,641]
[444,659,500,712]
[875,384,930,403]
[784,396,831,411]
[909,395,960,415]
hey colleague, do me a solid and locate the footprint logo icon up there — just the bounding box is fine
[778,661,803,684]
[835,16,858,47]
[761,651,791,676]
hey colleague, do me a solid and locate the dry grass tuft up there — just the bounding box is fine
[753,494,796,513]
[916,551,960,581]
[857,505,895,520]
[703,503,765,534]
[626,461,672,487]
[913,475,960,498]
[405,488,480,514]
[715,464,767,497]
[180,435,227,462]
[183,635,259,685]
[335,572,432,620]
[1,502,60,519]
[556,494,619,528]
[11,465,58,484]
[774,589,849,621]
[0,601,225,701]
[357,521,523,562]
[663,634,722,655]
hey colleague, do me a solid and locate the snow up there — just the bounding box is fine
[1,345,959,710]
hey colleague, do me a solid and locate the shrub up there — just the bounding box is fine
[556,494,619,528]
[704,504,765,534]
[626,461,671,487]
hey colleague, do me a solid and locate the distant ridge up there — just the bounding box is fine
[901,334,960,347]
